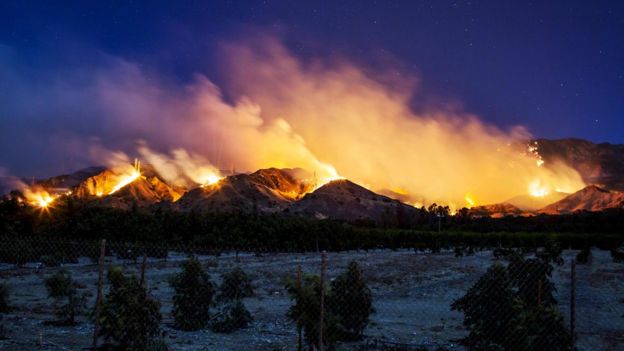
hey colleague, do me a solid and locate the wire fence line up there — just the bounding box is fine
[0,238,622,350]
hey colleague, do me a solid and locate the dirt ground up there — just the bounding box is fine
[0,249,622,350]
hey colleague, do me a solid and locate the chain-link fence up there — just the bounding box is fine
[0,238,622,350]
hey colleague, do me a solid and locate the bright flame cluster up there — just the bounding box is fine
[528,179,550,198]
[109,158,142,195]
[200,173,223,187]
[464,195,476,208]
[25,190,58,209]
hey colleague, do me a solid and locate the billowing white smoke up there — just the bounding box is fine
[2,35,585,207]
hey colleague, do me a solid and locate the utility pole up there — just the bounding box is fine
[92,239,106,350]
[319,252,327,351]
[570,259,576,348]
[296,265,303,351]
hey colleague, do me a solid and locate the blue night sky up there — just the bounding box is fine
[0,1,623,177]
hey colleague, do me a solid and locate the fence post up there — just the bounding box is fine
[139,254,148,286]
[92,239,106,350]
[319,251,327,351]
[570,258,576,347]
[297,264,303,351]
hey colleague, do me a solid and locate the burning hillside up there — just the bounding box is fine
[0,37,593,212]
[539,185,624,214]
[176,168,315,213]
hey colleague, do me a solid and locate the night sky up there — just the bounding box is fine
[1,1,623,177]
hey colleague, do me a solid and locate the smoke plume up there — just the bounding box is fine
[0,36,585,207]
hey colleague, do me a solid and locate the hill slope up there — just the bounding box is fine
[539,185,624,214]
[289,179,418,224]
[176,168,314,213]
[536,138,624,190]
[73,164,182,208]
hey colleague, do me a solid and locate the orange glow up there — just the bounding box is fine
[108,158,142,195]
[109,169,141,194]
[25,190,57,209]
[314,162,344,189]
[200,173,223,187]
[83,39,587,207]
[464,195,476,208]
[528,179,549,198]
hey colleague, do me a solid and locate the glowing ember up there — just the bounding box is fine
[528,179,549,198]
[528,142,545,167]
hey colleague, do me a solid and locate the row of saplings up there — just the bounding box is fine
[0,249,578,351]
[0,258,375,351]
[39,259,258,350]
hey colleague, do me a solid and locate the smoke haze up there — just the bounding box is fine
[0,36,584,206]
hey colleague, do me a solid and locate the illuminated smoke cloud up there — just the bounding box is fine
[0,36,584,207]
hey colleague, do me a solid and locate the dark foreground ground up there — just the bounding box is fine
[0,249,622,350]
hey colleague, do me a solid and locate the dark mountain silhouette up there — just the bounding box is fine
[536,138,624,191]
[288,179,418,224]
[175,168,315,213]
[539,185,624,214]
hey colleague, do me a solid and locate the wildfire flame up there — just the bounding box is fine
[464,194,475,208]
[109,159,142,195]
[24,189,57,209]
[314,162,344,189]
[528,179,549,198]
[200,173,223,187]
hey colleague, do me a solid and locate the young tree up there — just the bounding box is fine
[211,300,253,333]
[210,267,254,333]
[286,275,337,350]
[451,263,516,350]
[576,246,592,264]
[217,267,254,301]
[453,258,572,351]
[44,270,86,325]
[508,255,556,307]
[169,257,214,331]
[98,266,163,351]
[0,283,9,313]
[329,261,374,341]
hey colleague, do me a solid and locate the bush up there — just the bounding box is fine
[44,270,86,325]
[210,300,253,333]
[169,257,214,331]
[0,283,10,313]
[451,263,516,349]
[576,247,592,264]
[452,258,572,350]
[218,267,254,301]
[98,266,163,351]
[329,261,374,341]
[286,275,337,350]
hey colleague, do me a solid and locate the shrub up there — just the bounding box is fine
[286,275,338,350]
[576,247,592,264]
[218,267,254,301]
[98,266,163,351]
[44,270,86,325]
[451,263,516,349]
[452,258,572,350]
[169,257,214,331]
[210,300,253,333]
[0,283,9,313]
[329,261,374,341]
